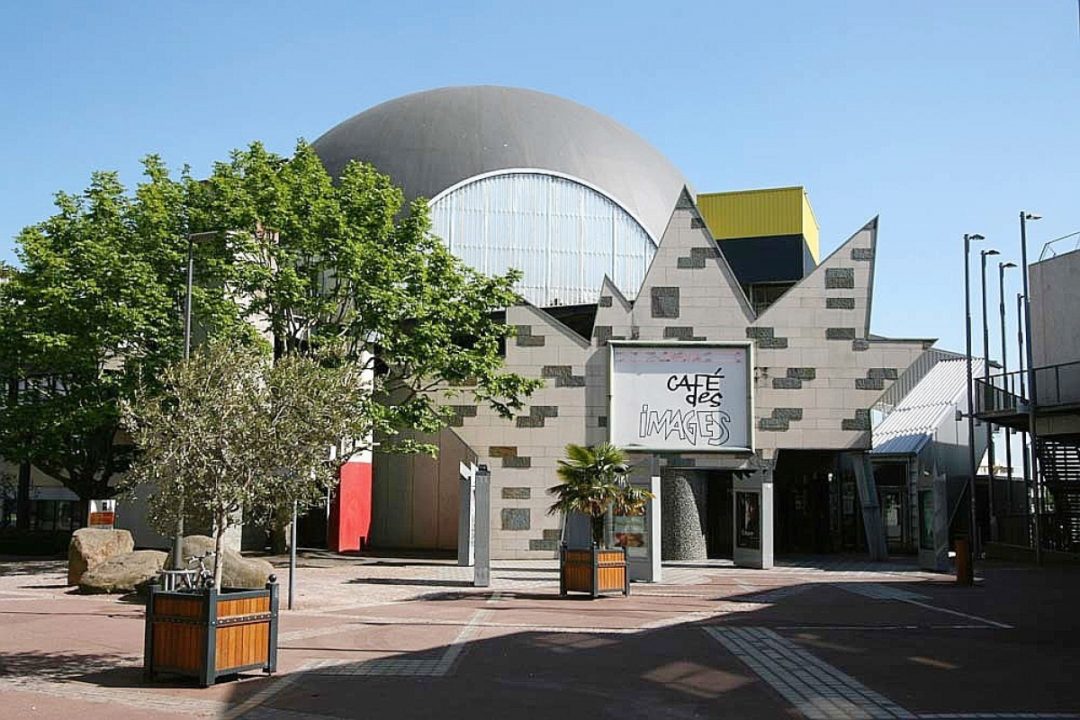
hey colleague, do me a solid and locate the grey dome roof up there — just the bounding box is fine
[311,86,689,241]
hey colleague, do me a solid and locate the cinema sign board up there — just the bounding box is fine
[609,341,753,453]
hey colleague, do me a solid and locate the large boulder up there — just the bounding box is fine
[67,528,135,586]
[79,550,167,594]
[165,534,273,589]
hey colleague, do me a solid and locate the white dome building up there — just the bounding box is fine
[312,86,690,306]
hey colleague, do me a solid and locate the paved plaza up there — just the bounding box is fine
[1,553,1078,719]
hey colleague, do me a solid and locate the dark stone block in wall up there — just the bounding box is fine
[517,335,546,347]
[501,508,531,531]
[594,325,613,345]
[825,267,855,289]
[503,455,532,469]
[855,378,885,391]
[664,326,701,341]
[842,410,871,431]
[502,487,531,500]
[746,326,775,339]
[555,375,586,387]
[690,217,706,229]
[826,297,856,309]
[758,337,789,349]
[772,407,803,421]
[543,529,562,540]
[868,367,898,380]
[692,247,720,260]
[851,247,874,261]
[534,406,558,418]
[598,295,613,308]
[515,416,545,428]
[826,327,857,340]
[759,417,790,431]
[786,367,816,380]
[852,339,870,351]
[542,365,572,378]
[597,416,608,428]
[489,446,517,458]
[651,287,680,318]
[773,377,802,389]
[677,256,702,269]
[529,539,559,551]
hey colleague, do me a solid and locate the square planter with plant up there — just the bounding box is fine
[548,443,653,598]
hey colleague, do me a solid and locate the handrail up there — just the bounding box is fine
[1038,230,1080,261]
[977,359,1080,414]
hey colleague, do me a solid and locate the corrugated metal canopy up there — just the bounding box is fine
[312,86,690,243]
[871,358,985,456]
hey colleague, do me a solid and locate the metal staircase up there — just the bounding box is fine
[1036,436,1080,552]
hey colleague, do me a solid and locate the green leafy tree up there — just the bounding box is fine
[123,341,375,589]
[548,443,654,547]
[0,166,250,513]
[189,140,542,455]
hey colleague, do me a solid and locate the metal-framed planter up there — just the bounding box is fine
[144,577,279,687]
[559,544,629,598]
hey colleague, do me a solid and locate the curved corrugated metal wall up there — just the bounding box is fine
[430,172,656,307]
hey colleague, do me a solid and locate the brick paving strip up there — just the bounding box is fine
[706,627,1078,720]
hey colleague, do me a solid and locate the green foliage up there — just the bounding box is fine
[122,341,373,589]
[0,166,251,503]
[188,141,542,455]
[0,139,540,506]
[548,443,653,547]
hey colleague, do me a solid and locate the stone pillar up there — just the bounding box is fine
[661,471,708,561]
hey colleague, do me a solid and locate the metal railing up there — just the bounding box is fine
[1038,230,1080,261]
[975,360,1080,416]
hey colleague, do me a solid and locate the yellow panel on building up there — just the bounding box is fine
[697,186,820,262]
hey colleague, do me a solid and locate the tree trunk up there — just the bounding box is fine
[213,512,226,591]
[591,515,605,547]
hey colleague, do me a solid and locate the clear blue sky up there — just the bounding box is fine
[1,1,1077,362]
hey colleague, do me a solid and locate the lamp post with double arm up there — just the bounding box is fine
[998,261,1017,526]
[1019,211,1042,563]
[964,232,985,566]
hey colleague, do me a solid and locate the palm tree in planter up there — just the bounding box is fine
[548,443,653,597]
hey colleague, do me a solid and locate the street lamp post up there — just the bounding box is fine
[964,232,985,565]
[1017,292,1032,541]
[172,230,220,571]
[998,261,1017,528]
[1019,211,1041,564]
[980,248,1000,541]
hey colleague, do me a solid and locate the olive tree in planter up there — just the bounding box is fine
[548,443,653,598]
[124,341,372,686]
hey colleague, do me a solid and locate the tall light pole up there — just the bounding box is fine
[964,232,985,564]
[998,261,1017,525]
[1020,211,1042,563]
[980,248,1000,541]
[1017,292,1032,542]
[172,230,219,570]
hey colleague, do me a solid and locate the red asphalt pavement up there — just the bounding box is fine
[1,555,1078,720]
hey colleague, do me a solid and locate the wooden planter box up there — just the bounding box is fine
[144,580,279,687]
[559,545,629,598]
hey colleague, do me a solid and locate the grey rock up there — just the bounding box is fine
[67,528,135,586]
[165,535,273,589]
[79,550,166,594]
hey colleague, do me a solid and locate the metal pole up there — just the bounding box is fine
[171,235,195,570]
[998,263,1014,528]
[980,251,997,542]
[1020,212,1041,564]
[289,500,297,610]
[963,233,980,564]
[1017,292,1032,542]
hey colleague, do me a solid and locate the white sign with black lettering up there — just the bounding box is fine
[609,343,752,452]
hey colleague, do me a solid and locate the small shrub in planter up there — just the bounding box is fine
[125,342,373,685]
[548,443,652,598]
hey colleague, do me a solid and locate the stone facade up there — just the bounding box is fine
[379,192,934,559]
